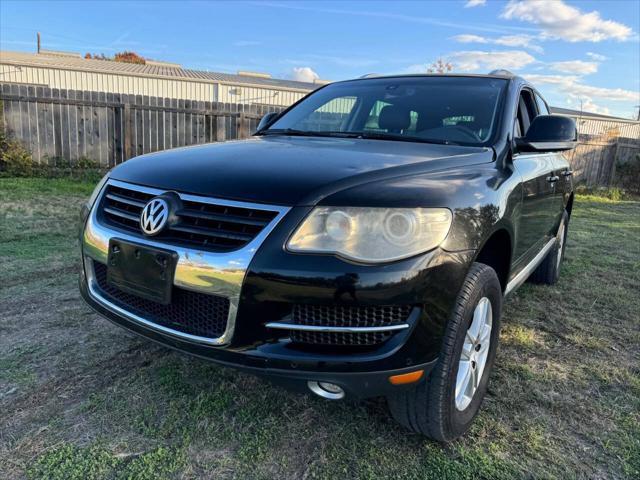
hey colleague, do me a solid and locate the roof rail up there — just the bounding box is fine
[488,69,515,77]
[359,73,381,78]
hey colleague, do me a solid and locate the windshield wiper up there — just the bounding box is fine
[354,131,459,146]
[258,128,357,138]
[259,128,460,145]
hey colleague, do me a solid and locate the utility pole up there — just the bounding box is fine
[37,32,41,53]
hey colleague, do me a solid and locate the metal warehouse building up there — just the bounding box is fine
[0,50,320,106]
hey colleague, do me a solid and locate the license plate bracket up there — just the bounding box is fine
[106,239,177,305]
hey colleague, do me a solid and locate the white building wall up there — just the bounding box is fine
[217,83,307,107]
[0,63,310,107]
[0,64,216,101]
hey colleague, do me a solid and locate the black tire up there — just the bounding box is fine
[528,211,569,285]
[387,262,502,441]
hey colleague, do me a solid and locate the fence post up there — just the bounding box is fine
[123,103,132,160]
[609,139,620,186]
[238,113,249,139]
[216,114,226,142]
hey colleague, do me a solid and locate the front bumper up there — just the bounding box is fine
[80,180,475,398]
[80,277,437,399]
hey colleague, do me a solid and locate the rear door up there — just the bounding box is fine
[512,88,558,267]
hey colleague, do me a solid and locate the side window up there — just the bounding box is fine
[534,93,549,115]
[515,89,537,137]
[297,96,357,131]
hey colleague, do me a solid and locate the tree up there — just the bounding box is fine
[427,58,453,74]
[83,51,146,64]
[113,51,146,64]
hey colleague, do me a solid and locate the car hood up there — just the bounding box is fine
[110,136,494,206]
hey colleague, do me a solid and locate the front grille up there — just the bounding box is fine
[92,260,230,339]
[289,304,413,346]
[98,183,278,252]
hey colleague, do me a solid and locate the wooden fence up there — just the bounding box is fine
[0,83,283,167]
[1,82,639,187]
[561,116,640,187]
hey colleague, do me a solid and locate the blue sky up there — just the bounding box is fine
[1,0,639,118]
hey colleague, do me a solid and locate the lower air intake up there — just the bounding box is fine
[92,260,230,339]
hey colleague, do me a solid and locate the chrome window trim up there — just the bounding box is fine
[82,178,291,346]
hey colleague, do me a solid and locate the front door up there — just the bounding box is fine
[512,89,558,268]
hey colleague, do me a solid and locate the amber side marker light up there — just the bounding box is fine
[388,370,424,385]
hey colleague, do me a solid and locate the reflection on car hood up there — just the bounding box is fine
[110,136,494,206]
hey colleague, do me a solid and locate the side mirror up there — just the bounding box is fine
[516,115,577,152]
[255,112,279,133]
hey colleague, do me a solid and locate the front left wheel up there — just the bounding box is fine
[387,262,502,441]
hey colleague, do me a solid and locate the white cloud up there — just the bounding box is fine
[494,34,539,50]
[524,73,639,115]
[576,99,610,116]
[525,73,640,116]
[452,34,488,43]
[452,33,543,53]
[550,60,599,75]
[501,0,634,42]
[448,50,536,72]
[465,0,486,7]
[586,52,607,61]
[290,66,320,83]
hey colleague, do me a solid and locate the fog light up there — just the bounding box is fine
[307,380,345,400]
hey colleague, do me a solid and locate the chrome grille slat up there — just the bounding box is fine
[171,224,254,242]
[103,206,140,222]
[267,304,414,346]
[105,192,147,208]
[175,208,270,227]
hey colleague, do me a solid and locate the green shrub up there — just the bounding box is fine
[1,137,34,176]
[574,184,636,201]
[614,154,640,193]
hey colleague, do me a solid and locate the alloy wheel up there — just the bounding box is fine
[556,222,566,270]
[455,297,493,411]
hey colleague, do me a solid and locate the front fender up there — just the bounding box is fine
[318,162,521,253]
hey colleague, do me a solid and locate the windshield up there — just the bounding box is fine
[263,76,507,146]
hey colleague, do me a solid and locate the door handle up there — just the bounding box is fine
[562,170,573,177]
[547,175,560,183]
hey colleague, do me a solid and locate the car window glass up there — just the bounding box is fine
[364,100,391,131]
[516,90,537,137]
[535,93,549,115]
[296,96,358,131]
[364,100,418,133]
[267,77,508,146]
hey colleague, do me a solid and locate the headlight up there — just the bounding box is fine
[287,207,452,263]
[80,173,110,237]
[87,172,110,209]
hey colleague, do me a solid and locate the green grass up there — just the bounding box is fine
[1,178,638,479]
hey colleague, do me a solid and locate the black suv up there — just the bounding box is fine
[80,72,576,441]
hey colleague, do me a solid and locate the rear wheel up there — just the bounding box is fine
[387,262,502,441]
[529,211,569,285]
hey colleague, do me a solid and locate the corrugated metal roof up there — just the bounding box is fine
[551,106,637,123]
[0,50,318,91]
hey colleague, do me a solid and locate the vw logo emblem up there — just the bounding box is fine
[140,198,169,235]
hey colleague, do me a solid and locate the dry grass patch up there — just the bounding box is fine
[1,178,638,479]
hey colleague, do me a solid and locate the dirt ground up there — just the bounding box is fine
[1,178,638,479]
